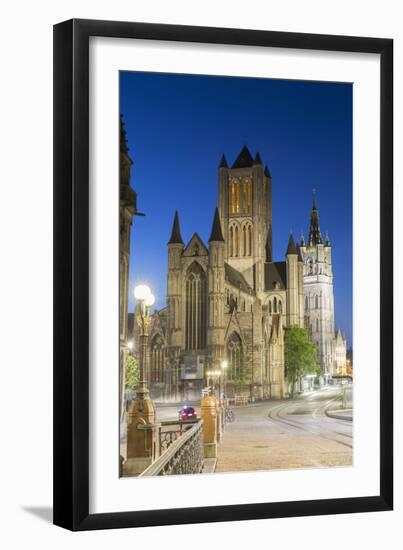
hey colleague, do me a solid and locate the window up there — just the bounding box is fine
[231,181,236,213]
[315,295,319,309]
[278,300,283,314]
[307,258,314,275]
[229,226,234,256]
[243,225,247,256]
[305,296,309,311]
[235,225,239,256]
[248,224,252,256]
[242,179,251,213]
[150,335,165,383]
[273,297,277,313]
[227,332,242,380]
[269,301,272,314]
[185,262,207,350]
[316,318,319,332]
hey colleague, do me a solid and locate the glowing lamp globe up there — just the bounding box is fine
[134,284,151,302]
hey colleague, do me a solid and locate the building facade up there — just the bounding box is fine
[119,116,137,417]
[129,146,348,400]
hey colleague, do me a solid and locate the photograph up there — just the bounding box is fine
[119,71,353,478]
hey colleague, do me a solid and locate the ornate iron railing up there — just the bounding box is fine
[158,418,198,453]
[140,419,204,476]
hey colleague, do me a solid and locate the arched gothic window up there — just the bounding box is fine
[273,297,277,313]
[227,332,242,380]
[234,225,239,256]
[242,179,251,213]
[229,223,240,257]
[231,181,236,213]
[229,226,234,257]
[278,300,283,314]
[185,262,207,350]
[316,318,319,332]
[315,295,319,309]
[243,225,247,256]
[150,335,165,383]
[268,301,272,314]
[305,296,309,311]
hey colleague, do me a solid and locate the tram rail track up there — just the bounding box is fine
[267,392,353,449]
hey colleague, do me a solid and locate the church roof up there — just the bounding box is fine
[231,146,255,169]
[265,261,287,290]
[168,210,184,245]
[209,207,225,242]
[285,233,298,255]
[224,262,253,293]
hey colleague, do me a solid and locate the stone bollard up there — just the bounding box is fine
[123,397,157,476]
[201,396,218,458]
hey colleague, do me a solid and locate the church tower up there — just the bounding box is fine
[217,146,272,294]
[207,208,226,369]
[167,210,184,349]
[300,196,335,377]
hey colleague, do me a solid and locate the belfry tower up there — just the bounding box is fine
[217,146,272,294]
[299,196,335,377]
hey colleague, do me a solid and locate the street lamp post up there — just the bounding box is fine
[124,285,158,476]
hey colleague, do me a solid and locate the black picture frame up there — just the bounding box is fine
[53,18,393,531]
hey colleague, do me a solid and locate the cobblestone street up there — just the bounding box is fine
[215,387,352,472]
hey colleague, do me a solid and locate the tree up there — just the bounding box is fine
[125,354,139,391]
[285,326,320,397]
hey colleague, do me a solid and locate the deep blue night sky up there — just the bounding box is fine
[120,71,352,347]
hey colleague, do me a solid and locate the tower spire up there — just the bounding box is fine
[168,210,184,245]
[285,232,298,255]
[308,192,323,245]
[209,207,225,242]
[219,154,228,168]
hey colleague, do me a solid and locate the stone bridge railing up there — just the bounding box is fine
[139,419,204,476]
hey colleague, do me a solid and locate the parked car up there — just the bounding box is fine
[178,405,197,421]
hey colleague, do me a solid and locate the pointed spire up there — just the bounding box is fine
[209,207,225,242]
[254,151,262,165]
[308,192,323,245]
[297,243,304,263]
[265,225,272,262]
[264,164,272,178]
[168,210,184,245]
[286,233,298,256]
[325,231,331,246]
[300,231,305,247]
[231,146,254,169]
[219,154,228,169]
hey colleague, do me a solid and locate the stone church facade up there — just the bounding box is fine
[136,146,345,401]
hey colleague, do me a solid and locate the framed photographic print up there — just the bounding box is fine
[53,19,393,530]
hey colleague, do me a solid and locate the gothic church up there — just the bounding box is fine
[144,146,342,400]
